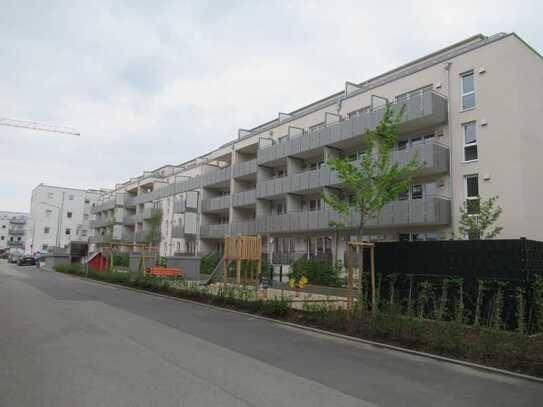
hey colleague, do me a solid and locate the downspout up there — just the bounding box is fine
[444,62,455,237]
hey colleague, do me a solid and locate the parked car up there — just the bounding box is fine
[17,256,36,266]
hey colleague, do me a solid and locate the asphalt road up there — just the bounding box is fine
[1,260,542,407]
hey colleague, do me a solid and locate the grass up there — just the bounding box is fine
[52,263,543,378]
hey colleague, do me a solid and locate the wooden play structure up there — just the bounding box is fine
[223,235,262,285]
[346,241,376,315]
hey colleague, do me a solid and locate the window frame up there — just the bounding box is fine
[464,174,480,214]
[462,121,478,162]
[460,71,476,111]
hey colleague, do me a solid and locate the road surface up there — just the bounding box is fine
[0,260,541,406]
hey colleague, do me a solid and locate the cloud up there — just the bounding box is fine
[0,0,542,212]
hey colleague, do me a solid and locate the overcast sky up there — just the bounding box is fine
[1,0,541,212]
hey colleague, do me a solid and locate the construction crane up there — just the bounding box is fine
[0,117,80,136]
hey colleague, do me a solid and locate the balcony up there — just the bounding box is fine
[272,251,306,265]
[8,229,25,235]
[201,195,230,213]
[91,199,115,214]
[143,207,159,220]
[90,217,116,228]
[123,214,136,225]
[124,195,137,208]
[134,190,159,205]
[231,190,256,207]
[173,199,186,214]
[230,221,256,235]
[171,225,184,239]
[257,90,447,165]
[9,218,26,225]
[256,196,450,234]
[202,166,231,187]
[257,143,449,199]
[7,240,24,247]
[200,223,229,239]
[232,159,257,178]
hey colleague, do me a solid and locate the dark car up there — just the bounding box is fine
[17,256,36,266]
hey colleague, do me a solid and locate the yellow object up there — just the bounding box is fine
[288,278,296,289]
[299,276,308,288]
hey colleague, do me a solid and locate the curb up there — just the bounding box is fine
[45,267,543,384]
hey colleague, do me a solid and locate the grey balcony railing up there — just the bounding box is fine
[232,159,257,178]
[256,196,450,234]
[90,234,112,244]
[202,166,231,187]
[143,207,159,220]
[257,90,447,165]
[173,199,186,214]
[90,217,116,228]
[134,190,159,205]
[201,195,230,212]
[123,214,136,225]
[200,223,229,239]
[124,195,137,207]
[230,221,256,235]
[256,143,448,199]
[231,189,256,207]
[171,225,184,239]
[8,229,25,235]
[7,240,24,247]
[91,199,116,214]
[9,218,26,225]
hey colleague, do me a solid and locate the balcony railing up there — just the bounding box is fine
[202,166,231,187]
[171,225,184,239]
[271,251,306,264]
[256,196,450,234]
[257,143,449,199]
[7,240,24,247]
[8,229,25,235]
[201,195,230,212]
[231,190,256,207]
[200,223,229,239]
[173,199,186,214]
[143,207,159,220]
[232,159,257,178]
[230,221,256,236]
[123,214,136,225]
[257,90,447,165]
[90,217,117,228]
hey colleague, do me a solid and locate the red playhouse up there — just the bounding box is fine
[86,251,109,272]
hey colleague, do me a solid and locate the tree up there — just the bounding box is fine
[323,105,421,300]
[145,208,163,266]
[458,195,502,239]
[323,104,421,241]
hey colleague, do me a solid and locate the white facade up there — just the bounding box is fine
[0,211,29,252]
[28,184,102,253]
[90,33,543,265]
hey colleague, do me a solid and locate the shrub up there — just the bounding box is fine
[200,252,222,275]
[290,257,340,286]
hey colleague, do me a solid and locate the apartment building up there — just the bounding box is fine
[90,32,543,266]
[0,211,29,252]
[28,184,103,253]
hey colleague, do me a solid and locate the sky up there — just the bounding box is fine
[1,0,542,212]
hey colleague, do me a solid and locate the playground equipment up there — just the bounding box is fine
[223,235,262,286]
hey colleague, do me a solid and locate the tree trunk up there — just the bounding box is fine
[358,214,365,311]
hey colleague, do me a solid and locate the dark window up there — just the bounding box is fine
[411,185,423,200]
[67,211,73,218]
[65,228,71,235]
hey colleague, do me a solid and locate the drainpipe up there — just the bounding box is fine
[444,62,455,237]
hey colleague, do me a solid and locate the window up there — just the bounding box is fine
[47,192,54,199]
[1,236,4,240]
[347,152,358,161]
[45,209,52,217]
[274,168,287,178]
[411,136,423,146]
[65,228,71,235]
[465,175,479,214]
[84,199,90,204]
[67,211,73,218]
[398,233,410,242]
[81,230,87,237]
[44,227,50,234]
[461,71,475,110]
[397,140,408,151]
[463,122,478,161]
[42,244,48,250]
[275,201,286,215]
[17,237,21,241]
[68,194,74,200]
[1,225,5,229]
[83,214,89,221]
[308,199,321,211]
[411,184,423,200]
[398,188,409,201]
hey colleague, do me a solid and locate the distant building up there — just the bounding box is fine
[28,184,104,253]
[0,211,29,252]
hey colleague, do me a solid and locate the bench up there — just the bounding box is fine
[145,267,184,278]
